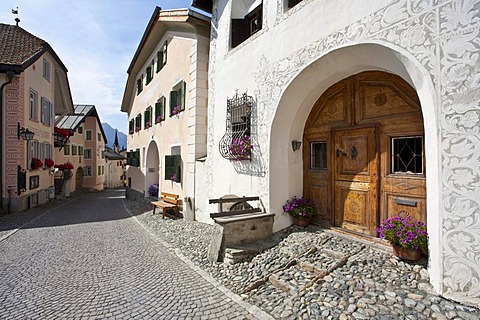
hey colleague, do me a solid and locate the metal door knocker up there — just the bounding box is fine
[351,146,358,160]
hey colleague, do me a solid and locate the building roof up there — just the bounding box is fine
[192,0,212,13]
[55,105,108,144]
[0,23,68,73]
[105,146,125,160]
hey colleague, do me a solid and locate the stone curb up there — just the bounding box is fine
[122,199,274,320]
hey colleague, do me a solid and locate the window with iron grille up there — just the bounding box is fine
[310,142,327,170]
[219,92,253,161]
[391,136,424,174]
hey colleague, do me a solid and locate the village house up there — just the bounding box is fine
[0,23,74,212]
[192,0,480,308]
[121,7,210,221]
[104,131,126,189]
[54,105,107,195]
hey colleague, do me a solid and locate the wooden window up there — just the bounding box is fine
[310,142,327,170]
[164,155,181,183]
[136,77,143,95]
[84,165,92,176]
[71,144,78,156]
[78,146,84,157]
[30,89,38,120]
[391,136,424,174]
[98,165,101,175]
[156,41,168,72]
[84,148,92,159]
[144,106,152,128]
[135,114,142,132]
[126,149,140,167]
[43,58,51,81]
[155,97,166,123]
[86,130,92,141]
[64,144,70,156]
[231,2,262,48]
[169,81,186,116]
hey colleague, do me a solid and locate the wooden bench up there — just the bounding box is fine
[151,192,180,219]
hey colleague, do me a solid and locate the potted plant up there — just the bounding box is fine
[31,158,43,170]
[170,173,177,182]
[55,162,74,171]
[283,196,316,227]
[377,216,428,261]
[229,135,253,160]
[155,115,163,124]
[148,183,159,197]
[44,158,54,168]
[172,105,182,116]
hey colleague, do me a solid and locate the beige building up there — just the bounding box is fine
[54,105,107,194]
[0,23,74,212]
[104,132,126,189]
[121,7,210,219]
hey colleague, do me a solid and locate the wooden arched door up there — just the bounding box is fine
[75,167,84,190]
[303,71,425,236]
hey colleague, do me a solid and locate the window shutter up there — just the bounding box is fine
[169,91,177,117]
[136,79,142,94]
[180,81,186,111]
[231,19,248,48]
[161,96,166,119]
[163,41,168,66]
[174,155,181,183]
[146,67,152,84]
[164,155,175,180]
[157,51,163,72]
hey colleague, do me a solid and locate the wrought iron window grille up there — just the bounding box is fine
[219,92,254,161]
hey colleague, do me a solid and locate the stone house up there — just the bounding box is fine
[192,0,480,308]
[121,7,210,220]
[54,105,107,194]
[0,23,74,212]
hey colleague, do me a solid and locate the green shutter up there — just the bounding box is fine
[180,81,186,111]
[157,51,163,72]
[161,96,166,119]
[146,67,152,84]
[169,91,177,117]
[175,155,181,183]
[164,40,168,66]
[165,155,175,180]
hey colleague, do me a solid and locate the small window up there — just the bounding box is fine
[29,89,38,120]
[101,150,105,159]
[98,132,102,142]
[156,41,168,73]
[144,106,153,128]
[146,66,152,85]
[129,119,135,134]
[78,146,84,157]
[43,58,51,81]
[71,144,78,156]
[231,2,263,48]
[101,165,105,175]
[136,76,143,95]
[310,142,327,170]
[40,97,53,126]
[86,130,92,141]
[165,155,181,183]
[135,114,142,132]
[84,165,92,176]
[169,81,186,116]
[64,144,70,156]
[126,149,140,167]
[155,97,166,123]
[84,148,92,159]
[391,136,424,174]
[78,126,83,134]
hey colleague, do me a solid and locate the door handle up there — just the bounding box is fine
[336,148,347,157]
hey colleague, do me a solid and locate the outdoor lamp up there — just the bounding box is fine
[291,140,302,151]
[18,122,35,141]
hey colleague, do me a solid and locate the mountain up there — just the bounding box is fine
[102,123,127,149]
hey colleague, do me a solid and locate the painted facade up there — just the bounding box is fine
[121,8,210,220]
[0,23,74,212]
[104,144,126,189]
[194,0,480,308]
[54,105,107,193]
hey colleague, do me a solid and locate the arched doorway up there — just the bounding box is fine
[75,167,84,190]
[145,141,160,197]
[303,71,425,236]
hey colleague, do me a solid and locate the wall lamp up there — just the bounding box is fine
[18,122,35,141]
[291,140,302,152]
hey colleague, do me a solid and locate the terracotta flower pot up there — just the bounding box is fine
[392,244,421,261]
[293,217,311,227]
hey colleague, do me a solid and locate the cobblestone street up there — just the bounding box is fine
[0,189,260,319]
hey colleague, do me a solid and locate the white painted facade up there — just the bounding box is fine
[121,8,210,218]
[199,0,480,307]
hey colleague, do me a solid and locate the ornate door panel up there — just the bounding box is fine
[334,127,378,235]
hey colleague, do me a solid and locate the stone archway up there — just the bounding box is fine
[145,141,160,197]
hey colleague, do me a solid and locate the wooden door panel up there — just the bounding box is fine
[306,184,331,225]
[335,134,370,177]
[385,193,426,223]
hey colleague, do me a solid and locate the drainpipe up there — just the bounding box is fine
[0,71,15,213]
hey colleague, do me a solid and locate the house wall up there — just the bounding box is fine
[82,117,106,191]
[205,0,480,307]
[127,30,209,219]
[54,125,85,193]
[2,53,58,212]
[105,158,125,189]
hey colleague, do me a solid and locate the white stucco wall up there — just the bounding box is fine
[205,0,480,307]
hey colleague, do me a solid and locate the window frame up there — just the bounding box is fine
[86,130,93,141]
[169,81,186,117]
[43,58,51,81]
[84,148,92,159]
[390,135,425,175]
[155,96,166,123]
[84,165,92,176]
[29,89,38,121]
[145,106,153,128]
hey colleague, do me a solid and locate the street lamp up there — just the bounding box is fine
[18,122,35,169]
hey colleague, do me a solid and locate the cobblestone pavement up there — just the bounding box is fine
[0,189,262,320]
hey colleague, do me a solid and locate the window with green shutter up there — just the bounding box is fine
[169,81,186,117]
[136,77,143,95]
[86,130,92,140]
[129,119,135,134]
[155,96,166,123]
[146,66,152,85]
[145,106,152,128]
[156,41,168,73]
[78,126,83,134]
[98,132,102,141]
[127,149,140,167]
[135,114,142,132]
[64,144,70,156]
[164,155,181,183]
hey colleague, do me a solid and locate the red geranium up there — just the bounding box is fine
[44,158,54,168]
[55,162,74,170]
[31,158,43,170]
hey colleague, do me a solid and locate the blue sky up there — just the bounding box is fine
[0,0,192,133]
